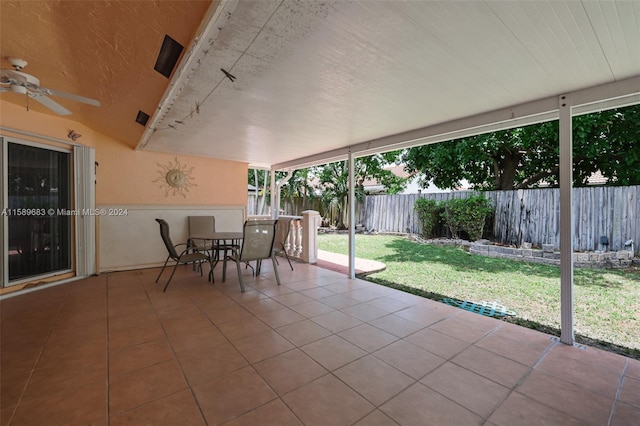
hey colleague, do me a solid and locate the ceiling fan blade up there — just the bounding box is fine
[28,92,72,115]
[45,88,101,107]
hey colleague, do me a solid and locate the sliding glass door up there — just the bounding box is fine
[6,142,72,283]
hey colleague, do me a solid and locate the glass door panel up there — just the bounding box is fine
[7,143,72,282]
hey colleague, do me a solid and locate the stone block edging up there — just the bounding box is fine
[414,236,637,269]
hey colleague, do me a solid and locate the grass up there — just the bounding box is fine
[318,233,640,358]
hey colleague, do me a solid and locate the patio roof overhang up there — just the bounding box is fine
[274,76,640,171]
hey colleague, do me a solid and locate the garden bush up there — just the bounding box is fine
[441,195,492,241]
[414,198,440,238]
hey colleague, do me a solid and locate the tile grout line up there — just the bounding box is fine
[178,272,310,424]
[189,273,318,425]
[607,358,629,426]
[480,337,560,425]
[6,283,71,425]
[105,273,112,425]
[154,275,216,425]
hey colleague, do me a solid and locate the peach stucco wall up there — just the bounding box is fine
[1,100,247,206]
[96,139,247,205]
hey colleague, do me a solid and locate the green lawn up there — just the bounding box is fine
[318,233,640,358]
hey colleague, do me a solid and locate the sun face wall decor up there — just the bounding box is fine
[153,157,197,198]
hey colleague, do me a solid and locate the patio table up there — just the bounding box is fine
[189,232,243,282]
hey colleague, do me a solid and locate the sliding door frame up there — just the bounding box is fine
[1,134,96,288]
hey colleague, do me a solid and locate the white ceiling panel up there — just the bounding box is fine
[139,0,640,169]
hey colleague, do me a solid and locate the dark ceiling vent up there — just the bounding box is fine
[154,35,184,78]
[136,110,150,127]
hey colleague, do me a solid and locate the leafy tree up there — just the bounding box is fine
[315,151,406,229]
[402,104,640,190]
[315,161,354,229]
[248,169,271,215]
[248,168,318,215]
[279,169,315,202]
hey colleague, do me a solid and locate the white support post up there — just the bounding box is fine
[348,150,356,279]
[559,94,574,345]
[301,211,319,264]
[270,169,276,219]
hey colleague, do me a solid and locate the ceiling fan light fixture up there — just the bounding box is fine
[10,84,28,95]
[154,35,184,78]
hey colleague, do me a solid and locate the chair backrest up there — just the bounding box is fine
[274,217,293,251]
[156,218,179,260]
[239,219,277,262]
[188,216,216,234]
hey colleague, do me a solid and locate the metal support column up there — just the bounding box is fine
[348,150,356,279]
[559,94,574,345]
[270,169,276,219]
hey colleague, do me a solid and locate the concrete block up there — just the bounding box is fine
[617,251,631,260]
[575,253,590,262]
[542,244,554,253]
[473,245,489,254]
[521,249,533,257]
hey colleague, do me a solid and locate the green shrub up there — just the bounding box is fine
[441,195,492,241]
[414,198,440,238]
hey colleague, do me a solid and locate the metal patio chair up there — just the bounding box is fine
[227,219,281,292]
[155,218,212,292]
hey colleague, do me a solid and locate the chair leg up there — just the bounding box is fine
[155,256,171,283]
[282,250,294,270]
[222,248,229,282]
[244,261,256,276]
[208,257,215,283]
[235,259,245,292]
[271,254,281,285]
[163,262,180,292]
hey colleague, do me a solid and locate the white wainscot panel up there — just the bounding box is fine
[98,205,245,272]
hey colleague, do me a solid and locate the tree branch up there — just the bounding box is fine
[515,166,559,189]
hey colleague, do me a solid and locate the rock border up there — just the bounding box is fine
[414,236,638,269]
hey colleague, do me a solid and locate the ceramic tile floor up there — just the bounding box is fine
[1,261,639,425]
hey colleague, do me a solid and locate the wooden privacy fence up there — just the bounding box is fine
[359,186,639,256]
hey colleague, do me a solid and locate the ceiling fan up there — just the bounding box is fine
[0,57,101,116]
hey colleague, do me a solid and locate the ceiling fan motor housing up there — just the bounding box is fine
[3,69,40,87]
